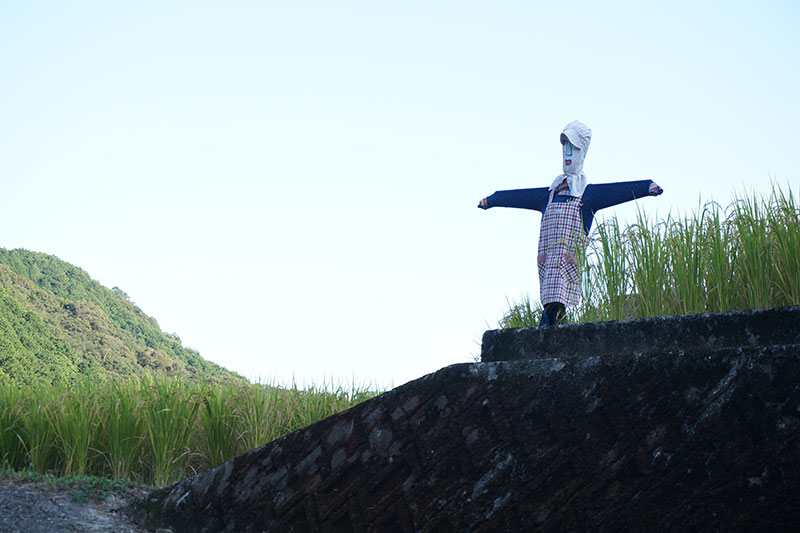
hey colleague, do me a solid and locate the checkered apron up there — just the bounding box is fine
[537,188,585,307]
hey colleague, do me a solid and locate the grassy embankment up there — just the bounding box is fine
[1,376,381,488]
[501,183,799,327]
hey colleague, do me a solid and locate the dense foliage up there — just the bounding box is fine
[0,249,241,386]
[501,183,800,328]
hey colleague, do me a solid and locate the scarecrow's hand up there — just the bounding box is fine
[648,182,663,196]
[478,198,489,209]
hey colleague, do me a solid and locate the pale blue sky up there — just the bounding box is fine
[2,1,798,388]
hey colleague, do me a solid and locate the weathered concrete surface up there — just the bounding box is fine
[130,308,800,531]
[481,306,800,362]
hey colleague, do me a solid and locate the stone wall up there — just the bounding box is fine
[130,307,800,531]
[481,306,800,362]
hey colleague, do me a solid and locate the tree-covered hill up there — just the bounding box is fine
[0,248,243,386]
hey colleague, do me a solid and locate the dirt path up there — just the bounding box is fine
[0,478,152,533]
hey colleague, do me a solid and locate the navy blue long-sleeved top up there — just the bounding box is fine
[483,180,653,234]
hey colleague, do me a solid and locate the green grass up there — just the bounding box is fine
[501,182,800,327]
[0,465,148,503]
[98,379,146,480]
[1,376,382,488]
[143,375,200,486]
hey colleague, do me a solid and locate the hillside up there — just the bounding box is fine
[0,248,242,386]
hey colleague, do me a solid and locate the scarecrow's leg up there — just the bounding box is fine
[540,302,566,326]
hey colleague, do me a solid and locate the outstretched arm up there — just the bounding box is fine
[477,187,550,213]
[582,180,663,212]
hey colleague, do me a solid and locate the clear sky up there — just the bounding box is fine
[2,1,798,389]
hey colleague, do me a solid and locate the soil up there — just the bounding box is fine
[0,477,155,533]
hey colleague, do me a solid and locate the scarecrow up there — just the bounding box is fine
[478,120,663,326]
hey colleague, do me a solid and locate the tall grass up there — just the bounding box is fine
[237,382,289,452]
[197,381,243,471]
[98,379,146,480]
[47,382,99,476]
[502,182,800,326]
[0,376,381,487]
[143,375,200,487]
[0,386,26,469]
[770,186,800,303]
[21,390,57,474]
[498,296,541,329]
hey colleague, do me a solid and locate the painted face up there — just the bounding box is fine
[562,138,577,173]
[559,123,590,176]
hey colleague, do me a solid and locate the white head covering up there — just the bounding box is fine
[550,120,592,197]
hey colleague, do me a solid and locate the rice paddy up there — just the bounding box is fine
[0,375,380,487]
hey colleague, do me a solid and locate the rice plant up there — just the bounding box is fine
[142,375,200,487]
[666,209,707,315]
[628,210,672,318]
[732,192,775,309]
[767,185,800,305]
[21,390,57,474]
[196,381,243,469]
[96,379,147,480]
[47,381,99,476]
[703,203,736,312]
[236,382,288,452]
[0,386,26,469]
[584,216,630,321]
